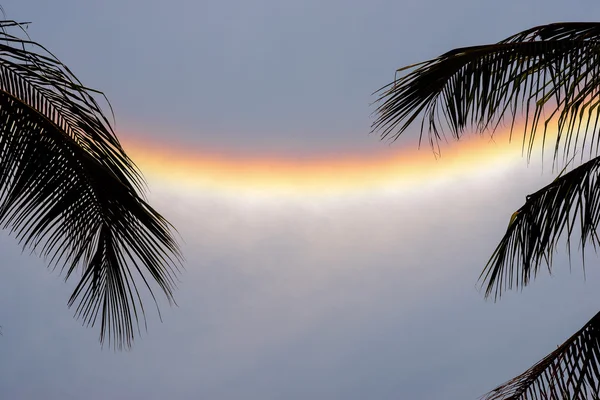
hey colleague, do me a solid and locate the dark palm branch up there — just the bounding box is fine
[373,22,600,294]
[373,22,600,164]
[480,154,600,299]
[0,21,180,349]
[372,21,600,399]
[481,312,600,400]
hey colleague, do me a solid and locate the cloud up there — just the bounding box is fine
[0,139,598,399]
[2,0,600,398]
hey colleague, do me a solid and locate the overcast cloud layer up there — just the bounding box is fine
[0,1,600,399]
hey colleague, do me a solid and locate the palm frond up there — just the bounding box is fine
[479,154,600,298]
[372,22,600,164]
[0,20,181,349]
[481,312,600,400]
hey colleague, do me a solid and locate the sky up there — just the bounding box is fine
[1,1,600,399]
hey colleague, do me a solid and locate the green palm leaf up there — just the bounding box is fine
[481,312,600,400]
[0,20,180,349]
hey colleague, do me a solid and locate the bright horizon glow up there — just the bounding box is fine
[120,125,549,199]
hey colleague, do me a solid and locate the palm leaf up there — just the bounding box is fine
[480,154,600,298]
[371,22,600,398]
[372,22,600,164]
[0,20,180,349]
[481,312,600,400]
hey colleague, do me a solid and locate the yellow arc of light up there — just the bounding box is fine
[121,129,527,197]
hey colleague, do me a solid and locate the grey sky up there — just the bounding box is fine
[6,0,600,154]
[0,1,599,399]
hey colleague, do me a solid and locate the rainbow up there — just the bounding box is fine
[119,127,533,198]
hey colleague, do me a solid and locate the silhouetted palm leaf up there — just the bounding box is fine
[481,312,600,400]
[373,21,600,295]
[481,154,600,298]
[372,21,600,399]
[0,20,180,349]
[373,22,600,164]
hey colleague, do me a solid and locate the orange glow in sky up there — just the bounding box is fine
[120,127,540,197]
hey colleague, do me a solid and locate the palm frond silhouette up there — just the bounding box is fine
[373,22,600,399]
[0,20,180,350]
